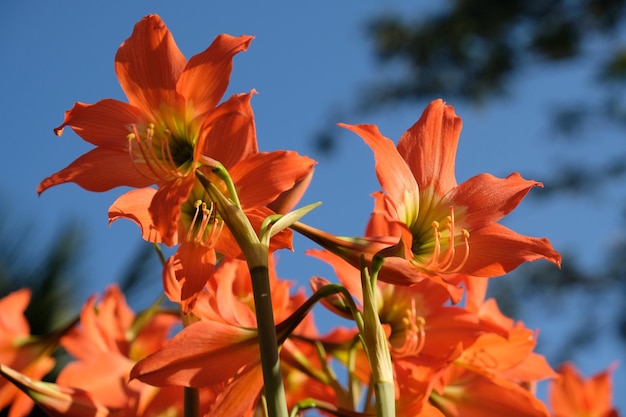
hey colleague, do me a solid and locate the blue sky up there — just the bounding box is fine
[2,1,624,413]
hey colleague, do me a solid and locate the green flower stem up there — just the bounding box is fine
[250,265,289,417]
[360,255,395,417]
[374,382,395,417]
[196,171,288,417]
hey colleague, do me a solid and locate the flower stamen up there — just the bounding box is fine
[423,206,470,273]
[185,199,223,247]
[128,123,186,182]
[392,298,426,357]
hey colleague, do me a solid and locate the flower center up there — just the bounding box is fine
[390,298,426,358]
[127,123,196,182]
[412,206,470,274]
[183,198,224,247]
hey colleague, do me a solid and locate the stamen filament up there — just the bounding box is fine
[422,206,470,273]
[392,299,426,357]
[186,200,203,242]
[128,124,185,182]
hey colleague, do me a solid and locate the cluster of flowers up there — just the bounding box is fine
[0,14,620,417]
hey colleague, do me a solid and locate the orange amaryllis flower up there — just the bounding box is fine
[548,362,619,417]
[38,14,254,243]
[132,257,320,415]
[296,99,561,300]
[429,363,551,417]
[110,146,315,311]
[56,285,184,416]
[0,289,56,417]
[308,248,512,415]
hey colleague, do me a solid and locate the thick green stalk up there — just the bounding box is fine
[250,265,288,417]
[374,382,395,417]
[360,256,395,417]
[196,172,289,417]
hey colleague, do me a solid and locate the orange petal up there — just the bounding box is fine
[231,151,316,209]
[0,289,31,337]
[450,172,543,229]
[459,329,538,377]
[365,191,403,237]
[170,242,217,313]
[56,352,136,410]
[460,223,562,277]
[434,367,550,417]
[149,178,195,246]
[198,91,258,169]
[397,99,462,194]
[109,188,163,243]
[207,365,263,417]
[131,320,260,387]
[549,362,618,417]
[340,122,419,213]
[268,168,315,215]
[177,34,254,116]
[52,99,145,148]
[115,14,187,114]
[38,148,153,194]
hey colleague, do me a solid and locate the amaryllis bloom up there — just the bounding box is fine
[429,364,551,417]
[548,362,619,417]
[131,258,323,415]
[56,285,184,415]
[110,145,316,311]
[296,99,561,300]
[37,14,255,243]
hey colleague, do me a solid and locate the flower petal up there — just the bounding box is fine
[149,178,195,246]
[198,91,258,169]
[56,352,136,410]
[171,242,217,313]
[450,172,543,229]
[130,320,260,387]
[177,34,254,116]
[115,14,187,114]
[231,151,316,209]
[340,122,419,213]
[108,188,163,243]
[37,148,153,194]
[397,99,462,194]
[52,99,145,149]
[462,223,562,277]
[207,365,263,417]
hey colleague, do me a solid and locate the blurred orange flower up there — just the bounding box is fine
[0,289,55,417]
[549,362,620,417]
[56,285,184,415]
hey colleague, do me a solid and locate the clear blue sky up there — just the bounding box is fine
[1,1,624,412]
